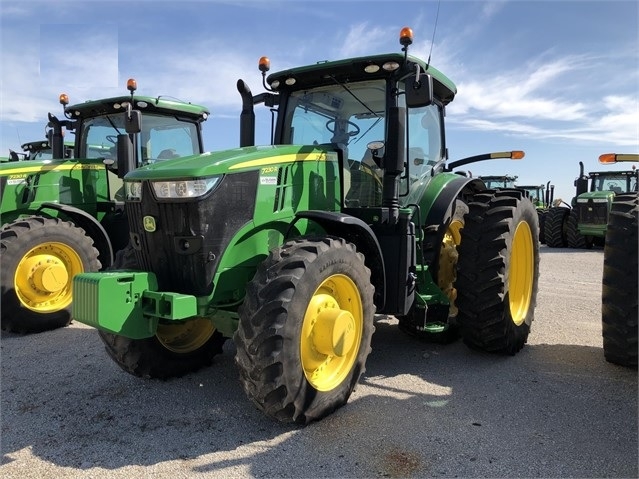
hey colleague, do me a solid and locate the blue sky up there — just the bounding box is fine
[1,0,637,201]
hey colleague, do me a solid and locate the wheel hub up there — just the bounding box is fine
[312,303,356,357]
[27,255,69,293]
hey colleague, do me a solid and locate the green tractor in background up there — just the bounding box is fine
[545,155,638,248]
[5,139,74,163]
[0,80,210,334]
[476,174,518,189]
[515,181,554,244]
[72,27,540,424]
[601,154,638,368]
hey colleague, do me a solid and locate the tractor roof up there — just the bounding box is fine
[267,53,457,105]
[21,139,50,152]
[589,170,637,177]
[65,95,210,121]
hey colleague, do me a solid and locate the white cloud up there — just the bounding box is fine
[336,22,392,58]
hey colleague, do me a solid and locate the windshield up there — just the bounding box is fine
[79,112,201,164]
[592,174,632,193]
[520,187,542,202]
[283,79,444,208]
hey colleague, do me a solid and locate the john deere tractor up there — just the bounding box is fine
[601,154,638,368]
[545,155,638,248]
[516,181,554,244]
[72,28,539,424]
[5,139,74,162]
[477,174,518,189]
[0,80,210,333]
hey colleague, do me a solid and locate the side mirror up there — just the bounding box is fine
[405,73,433,108]
[125,110,141,134]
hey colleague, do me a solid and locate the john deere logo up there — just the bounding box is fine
[143,216,156,232]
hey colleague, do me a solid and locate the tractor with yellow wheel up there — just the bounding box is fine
[0,80,210,334]
[72,27,540,424]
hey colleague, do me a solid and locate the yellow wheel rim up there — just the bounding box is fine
[300,274,363,392]
[509,221,534,325]
[156,318,216,353]
[438,219,463,316]
[14,241,83,313]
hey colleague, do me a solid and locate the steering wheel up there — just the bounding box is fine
[326,119,360,137]
[106,135,118,144]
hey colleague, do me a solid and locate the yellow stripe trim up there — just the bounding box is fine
[0,163,103,175]
[228,152,328,170]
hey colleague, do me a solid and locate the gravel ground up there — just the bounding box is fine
[1,245,637,478]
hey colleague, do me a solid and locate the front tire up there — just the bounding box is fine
[602,193,638,368]
[455,190,540,354]
[1,216,101,334]
[97,245,226,379]
[235,236,375,424]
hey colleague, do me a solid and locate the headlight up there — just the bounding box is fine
[125,181,143,200]
[151,177,221,199]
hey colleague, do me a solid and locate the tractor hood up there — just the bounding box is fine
[123,144,335,181]
[575,191,614,202]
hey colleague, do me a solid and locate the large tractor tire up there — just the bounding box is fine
[538,209,547,244]
[235,236,375,424]
[1,216,101,334]
[397,199,467,343]
[455,189,540,354]
[602,193,638,368]
[566,208,587,248]
[97,245,226,379]
[544,207,569,247]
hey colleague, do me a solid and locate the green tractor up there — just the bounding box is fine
[476,174,518,189]
[72,27,540,424]
[545,155,638,248]
[515,181,554,244]
[0,80,210,333]
[5,139,74,162]
[601,154,638,368]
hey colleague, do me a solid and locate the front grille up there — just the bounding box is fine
[126,171,258,296]
[576,202,608,225]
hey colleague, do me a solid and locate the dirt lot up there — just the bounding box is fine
[1,246,637,478]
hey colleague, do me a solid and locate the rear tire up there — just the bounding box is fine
[455,189,540,354]
[397,199,467,343]
[538,209,547,244]
[544,207,569,247]
[97,245,226,379]
[1,216,101,334]
[235,236,375,424]
[566,208,586,248]
[602,193,638,368]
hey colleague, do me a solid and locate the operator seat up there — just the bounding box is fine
[157,148,180,160]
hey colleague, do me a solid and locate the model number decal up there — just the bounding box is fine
[7,174,28,185]
[260,176,278,185]
[261,166,278,174]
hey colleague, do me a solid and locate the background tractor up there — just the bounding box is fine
[601,154,638,368]
[72,28,540,425]
[545,155,638,248]
[5,139,74,162]
[0,80,210,333]
[515,181,554,244]
[476,174,518,189]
